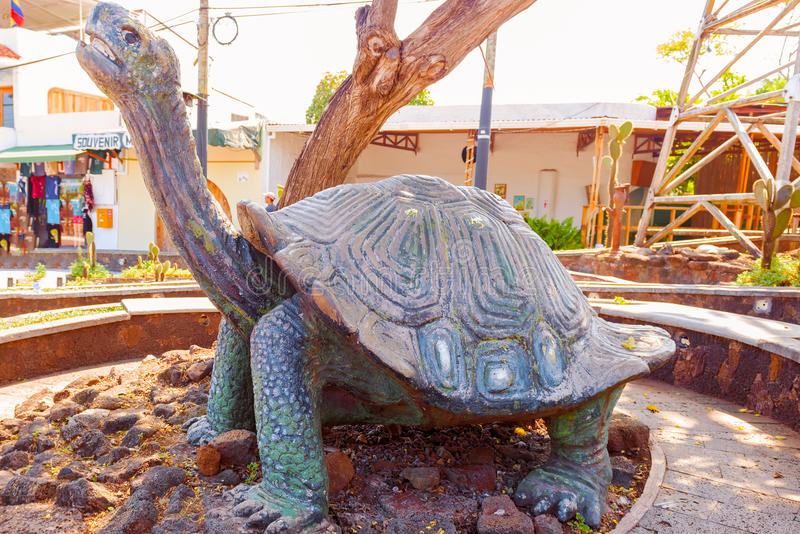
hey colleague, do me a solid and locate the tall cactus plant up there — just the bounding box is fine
[753,178,800,269]
[602,121,633,247]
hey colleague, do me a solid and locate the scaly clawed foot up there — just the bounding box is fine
[513,456,608,527]
[232,483,333,533]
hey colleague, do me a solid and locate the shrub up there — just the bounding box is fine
[524,215,584,250]
[736,254,799,287]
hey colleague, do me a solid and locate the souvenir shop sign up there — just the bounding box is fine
[72,132,133,151]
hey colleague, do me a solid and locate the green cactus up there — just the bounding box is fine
[154,262,163,282]
[163,260,171,275]
[82,262,89,280]
[752,177,800,269]
[602,121,634,247]
[137,255,143,267]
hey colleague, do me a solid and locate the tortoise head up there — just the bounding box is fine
[76,2,179,102]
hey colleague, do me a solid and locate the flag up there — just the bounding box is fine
[10,0,23,28]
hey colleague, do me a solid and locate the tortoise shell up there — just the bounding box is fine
[239,175,673,412]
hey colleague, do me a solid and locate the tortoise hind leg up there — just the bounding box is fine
[232,295,329,533]
[186,318,254,445]
[514,385,623,528]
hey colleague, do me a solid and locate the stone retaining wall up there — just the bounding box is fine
[603,316,800,432]
[0,312,220,385]
[2,249,183,271]
[559,246,753,284]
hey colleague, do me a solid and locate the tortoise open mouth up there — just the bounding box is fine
[84,31,122,70]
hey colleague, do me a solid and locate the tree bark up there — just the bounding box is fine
[279,0,537,207]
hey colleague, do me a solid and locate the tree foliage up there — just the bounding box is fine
[305,71,434,124]
[305,71,349,124]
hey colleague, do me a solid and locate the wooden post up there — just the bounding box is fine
[774,33,800,188]
[700,200,762,256]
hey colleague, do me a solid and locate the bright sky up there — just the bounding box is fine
[105,0,798,124]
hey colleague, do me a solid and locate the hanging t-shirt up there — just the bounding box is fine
[45,161,59,175]
[63,159,76,175]
[45,176,61,199]
[33,162,45,176]
[19,163,31,177]
[0,206,10,234]
[46,223,61,248]
[89,151,106,175]
[30,176,45,198]
[0,234,9,251]
[17,179,26,198]
[70,197,83,216]
[46,198,61,224]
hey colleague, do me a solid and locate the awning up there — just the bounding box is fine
[192,125,260,150]
[0,144,83,163]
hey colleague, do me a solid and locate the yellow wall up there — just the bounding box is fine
[118,146,261,251]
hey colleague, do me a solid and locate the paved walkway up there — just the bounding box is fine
[0,358,142,419]
[620,379,800,534]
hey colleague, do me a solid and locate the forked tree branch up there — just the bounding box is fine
[280,0,537,207]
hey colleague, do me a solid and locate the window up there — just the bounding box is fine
[0,87,11,128]
[48,88,114,114]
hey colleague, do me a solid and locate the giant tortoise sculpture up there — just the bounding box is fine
[77,3,675,532]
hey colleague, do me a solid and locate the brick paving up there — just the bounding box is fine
[621,379,800,534]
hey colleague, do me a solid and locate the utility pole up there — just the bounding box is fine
[197,0,209,178]
[474,32,497,191]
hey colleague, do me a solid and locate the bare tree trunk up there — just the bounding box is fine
[279,0,537,207]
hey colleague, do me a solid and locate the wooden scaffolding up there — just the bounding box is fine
[634,0,800,256]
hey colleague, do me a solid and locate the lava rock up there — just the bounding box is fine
[14,389,53,420]
[207,430,257,466]
[103,410,142,434]
[533,514,563,534]
[201,468,240,486]
[92,394,128,411]
[401,466,440,491]
[74,429,112,459]
[181,385,208,405]
[380,494,478,527]
[442,464,497,491]
[120,417,163,448]
[150,387,180,406]
[610,455,638,488]
[72,387,101,406]
[55,477,117,513]
[97,456,162,485]
[166,483,195,514]
[1,476,58,504]
[186,360,213,382]
[464,446,496,465]
[325,451,355,495]
[57,461,88,481]
[98,490,158,534]
[196,444,221,476]
[97,446,134,466]
[385,515,457,534]
[130,465,187,499]
[0,450,30,470]
[153,404,176,419]
[48,400,82,422]
[477,495,534,534]
[60,409,110,442]
[151,517,201,534]
[0,503,87,534]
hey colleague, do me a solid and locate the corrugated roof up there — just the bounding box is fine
[385,103,657,124]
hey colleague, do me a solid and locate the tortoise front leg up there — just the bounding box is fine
[514,385,623,527]
[232,295,329,533]
[186,318,255,445]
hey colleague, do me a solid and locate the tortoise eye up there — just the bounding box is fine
[122,28,141,45]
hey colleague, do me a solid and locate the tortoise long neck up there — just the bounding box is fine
[117,89,269,332]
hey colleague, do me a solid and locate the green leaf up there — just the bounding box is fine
[609,124,619,140]
[602,155,613,168]
[610,140,621,160]
[774,208,791,238]
[618,121,633,140]
[790,188,800,209]
[753,179,769,209]
[775,183,793,209]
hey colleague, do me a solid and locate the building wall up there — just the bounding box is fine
[267,130,641,223]
[118,145,261,251]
